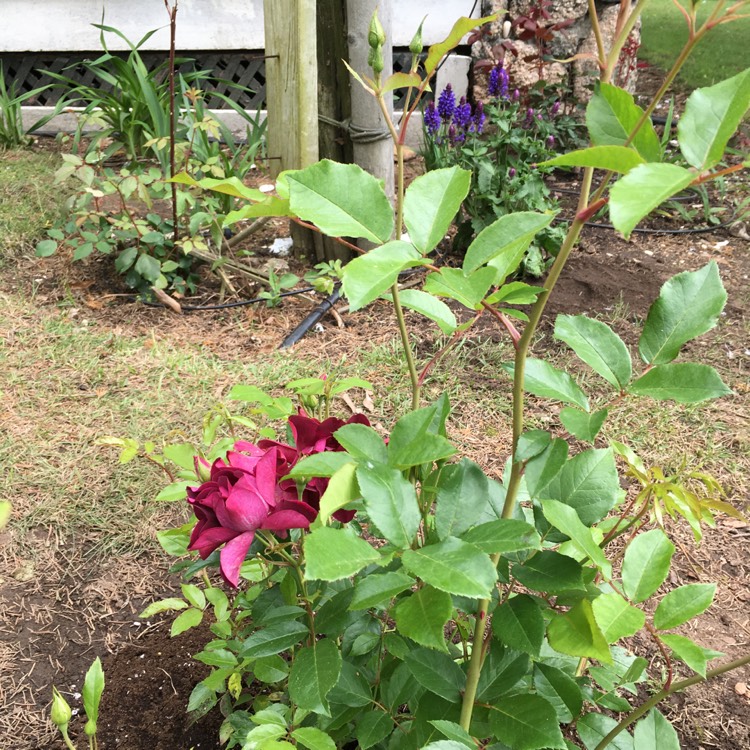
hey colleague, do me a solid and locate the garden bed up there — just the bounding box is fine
[1,155,748,747]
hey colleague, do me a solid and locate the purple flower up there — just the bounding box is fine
[437,84,456,122]
[512,89,520,102]
[453,97,473,129]
[488,63,509,99]
[424,101,440,135]
[523,108,535,128]
[509,167,517,178]
[448,123,458,144]
[546,134,556,148]
[551,101,561,116]
[474,101,486,133]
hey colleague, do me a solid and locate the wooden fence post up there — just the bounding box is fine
[263,0,318,177]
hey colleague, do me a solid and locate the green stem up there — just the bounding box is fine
[458,558,497,732]
[391,281,421,410]
[594,653,750,750]
[60,726,77,750]
[501,168,594,521]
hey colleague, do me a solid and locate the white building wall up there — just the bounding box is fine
[1,1,480,52]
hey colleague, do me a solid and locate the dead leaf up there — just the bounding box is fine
[735,682,747,696]
[363,391,375,413]
[84,296,105,310]
[340,393,357,415]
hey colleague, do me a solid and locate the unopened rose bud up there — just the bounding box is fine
[368,45,385,75]
[409,18,425,56]
[51,688,72,729]
[368,10,386,49]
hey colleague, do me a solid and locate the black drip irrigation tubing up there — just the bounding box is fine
[554,215,738,235]
[279,285,342,349]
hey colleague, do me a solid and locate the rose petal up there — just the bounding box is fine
[219,531,255,587]
[220,477,269,531]
[260,502,318,531]
[189,525,237,559]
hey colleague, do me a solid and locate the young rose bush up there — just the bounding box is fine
[129,8,750,750]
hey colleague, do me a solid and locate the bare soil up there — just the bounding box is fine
[2,123,749,750]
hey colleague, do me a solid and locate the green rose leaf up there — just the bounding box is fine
[355,709,392,750]
[424,266,497,309]
[511,551,584,594]
[402,537,497,598]
[240,621,309,658]
[489,694,566,750]
[291,727,337,750]
[357,463,421,548]
[547,600,612,664]
[544,448,620,526]
[315,462,359,526]
[577,713,634,750]
[633,709,680,750]
[287,159,393,242]
[653,583,716,630]
[524,438,568,498]
[341,240,423,312]
[559,407,609,443]
[428,720,476,748]
[477,644,530,701]
[586,82,661,162]
[660,634,723,678]
[541,499,612,578]
[460,519,541,555]
[492,595,545,658]
[609,163,695,239]
[170,607,203,637]
[639,262,727,365]
[555,314,632,389]
[503,359,588,410]
[591,593,645,643]
[304,527,381,581]
[621,528,675,603]
[435,459,491,540]
[541,145,646,173]
[351,570,415,610]
[533,663,583,724]
[394,586,453,652]
[678,68,750,170]
[388,289,458,335]
[288,639,342,716]
[463,211,554,276]
[333,423,388,464]
[288,452,354,479]
[387,404,456,468]
[628,363,731,404]
[404,166,471,254]
[405,648,465,701]
[328,660,372,707]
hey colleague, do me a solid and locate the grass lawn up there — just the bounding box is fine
[640,0,750,88]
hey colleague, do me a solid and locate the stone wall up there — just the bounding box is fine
[474,1,640,102]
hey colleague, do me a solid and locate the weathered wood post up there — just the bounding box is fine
[346,0,395,206]
[263,0,318,176]
[263,0,319,257]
